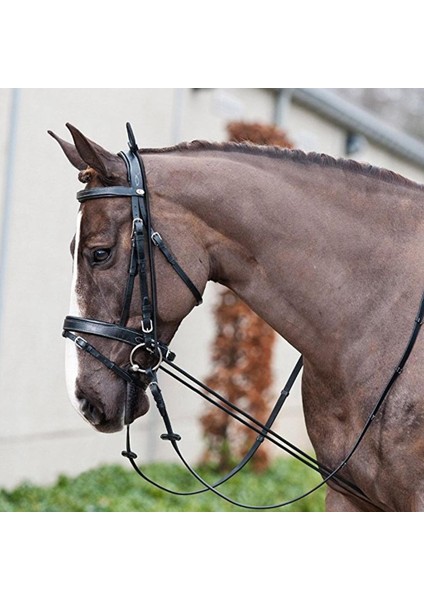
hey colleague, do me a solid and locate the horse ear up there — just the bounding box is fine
[48,130,87,170]
[65,123,122,183]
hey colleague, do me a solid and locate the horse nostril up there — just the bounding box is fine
[80,398,104,425]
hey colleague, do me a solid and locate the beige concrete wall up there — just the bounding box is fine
[1,88,422,490]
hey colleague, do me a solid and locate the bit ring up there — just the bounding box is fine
[129,342,163,373]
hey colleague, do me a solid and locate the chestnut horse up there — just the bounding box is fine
[51,124,424,511]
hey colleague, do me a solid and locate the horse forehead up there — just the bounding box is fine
[80,200,127,239]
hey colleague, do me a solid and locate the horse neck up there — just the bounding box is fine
[146,149,424,372]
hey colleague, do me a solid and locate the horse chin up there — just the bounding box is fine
[88,385,150,434]
[131,391,150,421]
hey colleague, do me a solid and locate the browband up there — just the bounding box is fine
[77,186,138,202]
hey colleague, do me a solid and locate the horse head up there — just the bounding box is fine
[50,124,208,432]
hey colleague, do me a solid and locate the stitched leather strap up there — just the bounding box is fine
[63,330,140,386]
[63,316,176,361]
[77,186,138,202]
[152,232,203,305]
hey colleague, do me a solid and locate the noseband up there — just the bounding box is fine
[63,124,424,510]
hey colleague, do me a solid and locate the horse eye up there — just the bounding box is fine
[92,248,111,263]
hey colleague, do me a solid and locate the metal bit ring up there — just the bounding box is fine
[129,342,163,373]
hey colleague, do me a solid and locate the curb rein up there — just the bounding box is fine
[63,124,424,510]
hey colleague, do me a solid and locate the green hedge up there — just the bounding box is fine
[0,458,325,512]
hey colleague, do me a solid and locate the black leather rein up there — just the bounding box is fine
[63,123,424,511]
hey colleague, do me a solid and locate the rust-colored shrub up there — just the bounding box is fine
[227,121,294,148]
[200,121,294,471]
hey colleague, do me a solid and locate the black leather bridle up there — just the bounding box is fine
[63,123,424,510]
[63,123,202,427]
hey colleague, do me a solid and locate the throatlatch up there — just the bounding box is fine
[63,123,424,510]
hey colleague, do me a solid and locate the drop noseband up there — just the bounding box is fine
[63,123,424,510]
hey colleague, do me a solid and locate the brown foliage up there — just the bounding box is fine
[200,121,293,471]
[227,121,294,149]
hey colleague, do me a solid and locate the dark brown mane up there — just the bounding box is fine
[142,140,424,191]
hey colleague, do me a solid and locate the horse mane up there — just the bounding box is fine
[142,140,424,191]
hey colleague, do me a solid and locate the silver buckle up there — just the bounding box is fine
[75,336,88,350]
[141,319,153,333]
[151,231,162,246]
[132,217,143,232]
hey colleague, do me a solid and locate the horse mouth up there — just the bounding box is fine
[75,379,150,433]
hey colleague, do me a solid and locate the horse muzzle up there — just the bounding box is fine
[75,374,150,433]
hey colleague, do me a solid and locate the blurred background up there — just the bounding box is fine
[1,88,424,491]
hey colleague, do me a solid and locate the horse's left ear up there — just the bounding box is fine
[65,123,123,183]
[48,130,87,170]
